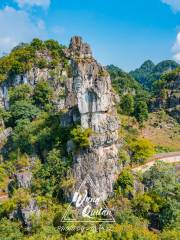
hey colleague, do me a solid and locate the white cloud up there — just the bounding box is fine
[172,32,180,62]
[52,26,65,35]
[162,0,180,12]
[0,6,46,54]
[37,19,46,30]
[14,0,51,9]
[173,52,180,61]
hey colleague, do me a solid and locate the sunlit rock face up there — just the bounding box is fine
[64,36,121,201]
[0,61,68,111]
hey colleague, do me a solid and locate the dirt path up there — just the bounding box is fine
[132,152,180,173]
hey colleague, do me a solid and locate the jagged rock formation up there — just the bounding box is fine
[64,36,120,200]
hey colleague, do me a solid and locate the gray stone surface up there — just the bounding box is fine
[14,172,32,189]
[64,36,121,201]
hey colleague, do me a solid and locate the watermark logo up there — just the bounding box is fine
[61,175,115,223]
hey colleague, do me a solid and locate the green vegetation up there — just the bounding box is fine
[139,162,179,230]
[114,168,134,196]
[107,64,144,96]
[129,138,155,164]
[70,125,92,150]
[134,101,149,126]
[0,41,179,240]
[130,60,179,89]
[153,67,180,98]
[9,84,33,104]
[33,80,53,109]
[107,65,150,125]
[120,94,134,116]
[0,38,67,83]
[0,218,23,240]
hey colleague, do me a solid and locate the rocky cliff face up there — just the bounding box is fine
[150,72,180,123]
[0,61,67,111]
[63,36,120,200]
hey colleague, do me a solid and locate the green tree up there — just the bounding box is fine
[12,118,35,154]
[70,125,92,150]
[0,107,11,124]
[143,162,180,230]
[9,84,33,104]
[143,161,177,197]
[132,193,158,218]
[32,149,70,198]
[134,101,148,126]
[33,80,53,109]
[9,100,40,125]
[0,218,23,240]
[120,94,134,116]
[130,138,155,164]
[9,61,25,75]
[115,168,134,196]
[31,38,44,50]
[44,39,61,51]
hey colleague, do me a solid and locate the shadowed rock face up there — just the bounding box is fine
[64,36,120,201]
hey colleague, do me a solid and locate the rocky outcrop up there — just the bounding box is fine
[0,65,67,111]
[0,128,12,144]
[150,72,180,123]
[10,199,39,229]
[63,37,120,201]
[14,172,32,189]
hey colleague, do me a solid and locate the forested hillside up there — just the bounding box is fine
[129,60,179,89]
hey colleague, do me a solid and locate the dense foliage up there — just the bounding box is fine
[107,65,150,125]
[0,38,67,83]
[129,60,179,89]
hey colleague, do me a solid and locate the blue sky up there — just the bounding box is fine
[0,0,180,71]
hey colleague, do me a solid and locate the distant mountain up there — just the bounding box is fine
[129,60,179,89]
[106,64,144,95]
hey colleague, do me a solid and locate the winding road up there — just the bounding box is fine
[132,151,180,173]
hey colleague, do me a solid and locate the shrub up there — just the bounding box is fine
[118,149,130,166]
[160,229,180,240]
[132,193,158,218]
[129,138,155,164]
[9,84,33,104]
[31,38,44,50]
[37,58,48,69]
[70,125,92,150]
[33,80,53,109]
[9,61,25,75]
[114,168,134,196]
[9,100,40,124]
[0,218,23,240]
